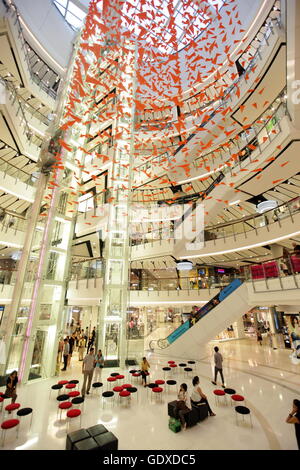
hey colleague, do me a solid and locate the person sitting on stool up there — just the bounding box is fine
[191,376,215,416]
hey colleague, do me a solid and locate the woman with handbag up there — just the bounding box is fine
[94,349,104,381]
[140,357,150,387]
[5,370,18,404]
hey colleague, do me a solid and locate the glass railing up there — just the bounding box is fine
[130,274,240,292]
[134,88,287,193]
[136,1,281,130]
[243,254,300,290]
[0,209,28,233]
[69,258,104,282]
[204,196,300,242]
[0,155,39,188]
[194,90,287,171]
[1,76,44,148]
[3,0,60,100]
[130,195,300,247]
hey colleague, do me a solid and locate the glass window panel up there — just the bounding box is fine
[54,0,68,8]
[65,11,83,29]
[54,2,66,16]
[68,1,87,20]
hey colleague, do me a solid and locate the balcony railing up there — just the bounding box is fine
[0,153,38,188]
[204,196,300,243]
[0,208,28,234]
[2,0,61,100]
[136,1,281,130]
[1,76,44,148]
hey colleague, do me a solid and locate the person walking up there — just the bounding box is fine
[78,336,85,361]
[286,399,300,449]
[211,346,225,388]
[61,338,70,371]
[140,356,150,387]
[87,335,94,354]
[257,330,263,346]
[191,376,216,416]
[94,349,104,382]
[5,371,18,404]
[81,347,96,397]
[68,333,75,366]
[176,383,191,430]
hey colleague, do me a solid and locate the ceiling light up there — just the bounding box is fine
[176,260,193,271]
[256,200,277,213]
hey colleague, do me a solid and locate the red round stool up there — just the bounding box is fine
[0,396,3,412]
[121,384,132,389]
[65,383,76,391]
[58,401,72,420]
[66,409,81,432]
[115,375,124,384]
[132,372,141,384]
[58,380,68,387]
[107,377,117,389]
[155,380,165,386]
[151,387,163,403]
[231,394,245,406]
[1,419,19,446]
[4,403,20,418]
[168,361,175,364]
[68,391,80,399]
[113,386,123,393]
[169,363,177,374]
[119,390,131,406]
[213,389,227,406]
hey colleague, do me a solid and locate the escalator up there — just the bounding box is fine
[149,279,250,359]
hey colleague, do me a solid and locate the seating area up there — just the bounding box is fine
[0,354,256,449]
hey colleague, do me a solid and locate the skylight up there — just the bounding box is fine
[53,0,224,52]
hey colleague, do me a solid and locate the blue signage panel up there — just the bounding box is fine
[218,278,242,301]
[167,320,190,345]
[165,279,243,346]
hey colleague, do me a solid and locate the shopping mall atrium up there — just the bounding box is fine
[0,0,299,452]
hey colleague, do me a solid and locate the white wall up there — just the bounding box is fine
[14,0,76,71]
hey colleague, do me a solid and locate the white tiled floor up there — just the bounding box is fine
[0,338,299,450]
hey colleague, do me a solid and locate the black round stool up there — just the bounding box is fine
[179,363,187,374]
[71,396,85,410]
[110,373,119,377]
[17,407,33,430]
[92,382,103,396]
[102,391,114,408]
[235,406,252,427]
[162,367,171,378]
[184,367,192,377]
[50,384,63,398]
[224,388,236,396]
[187,361,196,370]
[125,387,138,402]
[166,380,177,393]
[56,394,69,402]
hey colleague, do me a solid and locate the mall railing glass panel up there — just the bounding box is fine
[204,196,300,243]
[0,209,28,234]
[1,76,44,148]
[136,2,282,131]
[0,156,38,188]
[2,0,61,100]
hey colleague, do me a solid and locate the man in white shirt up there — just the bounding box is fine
[81,347,96,397]
[211,346,225,388]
